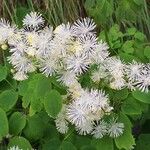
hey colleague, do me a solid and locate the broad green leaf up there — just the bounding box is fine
[126,28,137,35]
[61,141,77,150]
[18,79,30,96]
[20,74,51,111]
[0,107,8,138]
[112,89,128,100]
[134,32,146,41]
[144,46,150,59]
[74,136,91,149]
[22,91,32,108]
[136,134,150,150]
[132,90,150,104]
[0,65,7,82]
[44,90,62,118]
[81,145,96,150]
[34,74,52,99]
[28,74,52,99]
[0,90,18,111]
[42,138,61,150]
[115,113,135,150]
[30,94,43,114]
[121,41,134,54]
[8,136,32,150]
[121,97,142,115]
[23,113,46,141]
[43,124,59,141]
[91,137,114,150]
[9,112,26,135]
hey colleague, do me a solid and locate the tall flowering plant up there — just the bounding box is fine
[0,12,149,150]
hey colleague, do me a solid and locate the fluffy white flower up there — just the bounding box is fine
[77,34,97,55]
[9,38,28,54]
[58,71,77,86]
[92,120,108,139]
[72,18,96,36]
[92,41,109,63]
[106,57,124,77]
[135,74,150,93]
[55,105,69,134]
[0,18,16,44]
[8,54,36,73]
[23,12,44,29]
[13,71,28,81]
[66,103,88,127]
[91,66,108,82]
[54,23,72,41]
[36,26,53,57]
[110,78,126,90]
[66,88,112,133]
[76,120,93,135]
[66,54,90,74]
[39,56,59,77]
[125,61,143,82]
[108,119,124,138]
[23,30,39,47]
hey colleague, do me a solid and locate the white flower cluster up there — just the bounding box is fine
[0,12,149,93]
[1,11,149,139]
[55,89,124,138]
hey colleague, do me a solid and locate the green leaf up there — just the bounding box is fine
[43,124,59,141]
[22,91,32,108]
[132,90,150,104]
[8,136,32,150]
[18,79,30,96]
[42,138,61,150]
[20,74,52,111]
[23,113,46,141]
[91,137,114,150]
[144,46,150,59]
[134,32,146,41]
[34,74,52,99]
[81,145,96,150]
[115,113,135,150]
[9,112,26,135]
[126,28,137,35]
[121,41,134,54]
[0,65,7,82]
[74,136,91,149]
[121,96,142,115]
[0,90,18,111]
[0,107,8,138]
[136,134,150,150]
[61,141,77,150]
[44,90,62,118]
[112,89,128,100]
[119,52,139,63]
